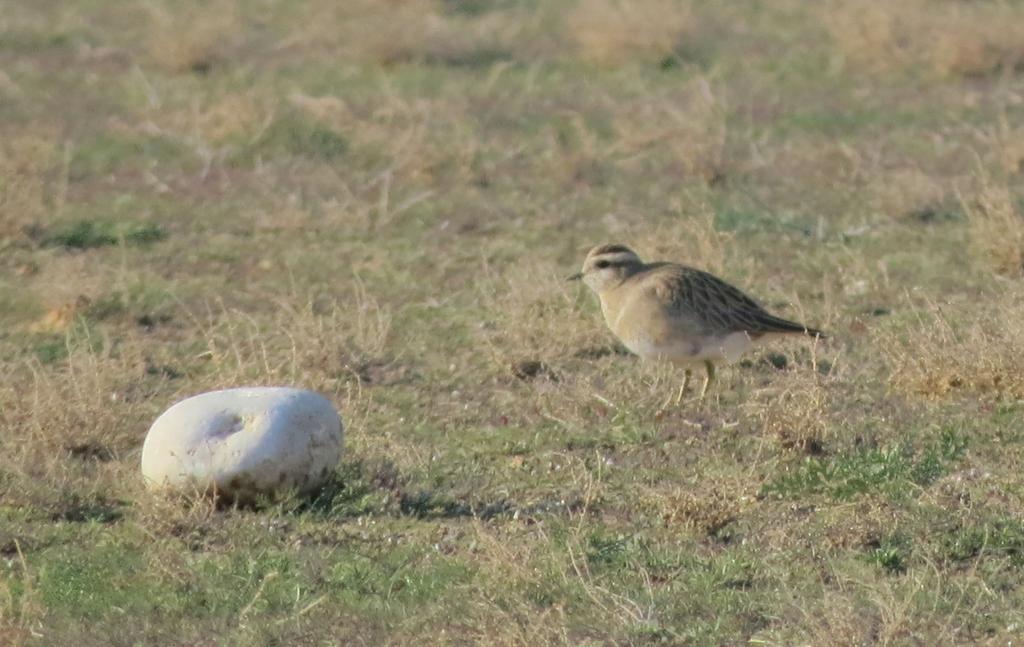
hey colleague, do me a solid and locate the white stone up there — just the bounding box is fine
[141,387,343,502]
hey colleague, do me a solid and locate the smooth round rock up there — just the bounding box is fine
[141,387,343,502]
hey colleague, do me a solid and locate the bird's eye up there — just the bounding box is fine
[595,260,611,269]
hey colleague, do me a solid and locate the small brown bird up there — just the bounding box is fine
[568,244,824,404]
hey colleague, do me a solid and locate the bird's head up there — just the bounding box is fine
[567,244,644,293]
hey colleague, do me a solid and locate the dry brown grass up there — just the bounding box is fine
[186,292,392,396]
[757,368,835,454]
[885,292,1024,400]
[460,523,594,646]
[609,77,727,185]
[866,167,951,221]
[285,0,525,67]
[567,0,695,65]
[0,349,152,514]
[0,135,60,243]
[634,201,737,277]
[194,93,269,144]
[964,176,1024,277]
[825,0,1024,77]
[27,297,89,334]
[994,125,1024,177]
[476,261,605,363]
[282,88,479,230]
[771,582,889,645]
[642,483,747,535]
[146,0,242,74]
[470,259,642,428]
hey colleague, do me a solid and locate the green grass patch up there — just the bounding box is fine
[944,517,1024,567]
[84,282,173,323]
[569,528,769,643]
[70,133,189,179]
[865,533,911,574]
[0,30,79,51]
[762,428,967,501]
[28,319,108,364]
[41,219,167,249]
[713,205,777,232]
[0,284,41,325]
[40,542,166,619]
[585,530,648,568]
[441,0,518,16]
[324,546,472,609]
[31,337,71,364]
[231,111,348,164]
[564,410,659,450]
[299,460,393,518]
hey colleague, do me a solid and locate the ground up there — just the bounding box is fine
[3,1,1024,644]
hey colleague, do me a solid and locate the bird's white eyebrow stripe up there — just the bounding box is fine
[592,252,638,266]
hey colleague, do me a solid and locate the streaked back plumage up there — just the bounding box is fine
[644,263,823,338]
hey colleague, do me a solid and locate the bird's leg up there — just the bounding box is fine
[699,361,715,400]
[659,369,691,411]
[672,369,692,406]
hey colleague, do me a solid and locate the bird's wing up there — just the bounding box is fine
[649,264,821,337]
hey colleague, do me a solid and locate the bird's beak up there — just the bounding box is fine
[566,272,583,282]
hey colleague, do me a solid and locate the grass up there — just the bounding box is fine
[760,427,967,501]
[41,220,167,249]
[3,0,1024,644]
[229,110,350,165]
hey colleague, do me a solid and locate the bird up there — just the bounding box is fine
[568,243,824,405]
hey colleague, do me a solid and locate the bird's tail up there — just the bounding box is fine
[753,313,826,338]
